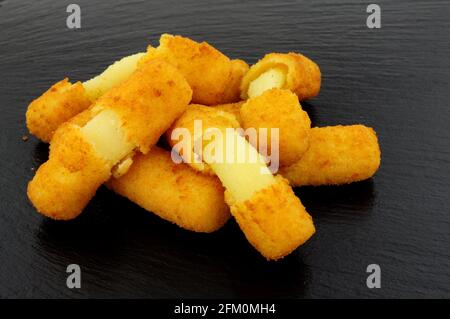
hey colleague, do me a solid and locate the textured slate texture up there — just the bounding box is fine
[0,0,449,298]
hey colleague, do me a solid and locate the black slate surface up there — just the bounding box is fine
[0,0,449,298]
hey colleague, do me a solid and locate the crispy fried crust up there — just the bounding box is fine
[139,34,239,105]
[240,89,311,167]
[215,59,249,104]
[240,52,321,101]
[28,60,192,220]
[213,101,245,123]
[107,147,230,233]
[27,124,111,220]
[98,58,192,154]
[26,79,91,142]
[280,125,381,186]
[225,175,315,260]
[166,104,241,174]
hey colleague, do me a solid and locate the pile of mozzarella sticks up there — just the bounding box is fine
[26,34,381,260]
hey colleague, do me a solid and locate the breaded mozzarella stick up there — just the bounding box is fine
[26,52,145,142]
[279,125,381,186]
[139,34,249,105]
[240,89,311,167]
[240,52,321,101]
[168,106,315,260]
[107,147,230,233]
[27,59,192,220]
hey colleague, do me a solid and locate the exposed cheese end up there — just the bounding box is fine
[247,67,286,99]
[206,131,275,203]
[80,109,134,164]
[112,156,134,178]
[83,52,146,102]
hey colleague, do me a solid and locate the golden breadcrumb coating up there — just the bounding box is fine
[28,59,192,220]
[139,34,245,105]
[280,125,381,186]
[98,58,192,154]
[26,79,91,143]
[107,147,230,233]
[241,52,321,101]
[240,89,311,167]
[215,59,249,104]
[166,104,241,174]
[27,124,110,220]
[213,101,245,123]
[225,175,315,260]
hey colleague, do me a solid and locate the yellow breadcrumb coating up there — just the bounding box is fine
[280,125,381,186]
[168,105,315,259]
[213,101,245,123]
[98,59,193,154]
[26,79,91,143]
[107,147,230,233]
[225,175,315,260]
[166,104,241,174]
[240,89,311,167]
[139,34,246,105]
[26,53,146,143]
[27,124,111,220]
[215,59,249,104]
[28,60,192,220]
[241,52,321,101]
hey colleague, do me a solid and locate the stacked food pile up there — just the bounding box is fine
[26,34,381,260]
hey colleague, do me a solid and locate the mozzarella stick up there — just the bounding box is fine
[240,88,311,167]
[27,59,192,220]
[213,101,245,123]
[139,34,249,105]
[168,106,315,260]
[107,146,230,233]
[26,52,145,142]
[279,125,381,186]
[167,104,241,175]
[240,52,321,101]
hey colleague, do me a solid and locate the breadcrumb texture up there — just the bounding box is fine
[216,59,249,104]
[213,101,245,123]
[280,125,381,186]
[225,175,315,260]
[240,89,311,167]
[108,147,230,233]
[27,124,111,220]
[98,58,192,154]
[139,34,245,105]
[26,79,91,143]
[166,104,240,174]
[241,52,321,101]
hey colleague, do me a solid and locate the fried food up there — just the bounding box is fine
[240,88,311,167]
[139,34,248,105]
[27,59,192,220]
[107,146,230,233]
[279,125,381,186]
[166,104,241,175]
[240,52,321,101]
[168,105,315,260]
[26,52,145,142]
[213,101,245,123]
